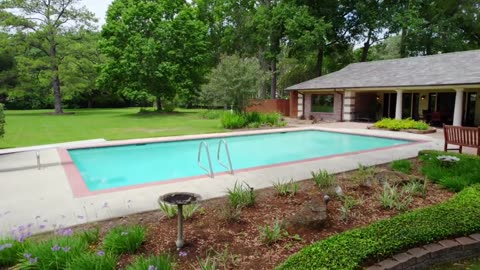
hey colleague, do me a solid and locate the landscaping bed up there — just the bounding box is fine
[0,158,456,270]
[368,118,436,134]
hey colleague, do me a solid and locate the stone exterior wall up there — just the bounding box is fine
[367,233,480,270]
[304,92,343,121]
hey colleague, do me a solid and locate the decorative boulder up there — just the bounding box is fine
[284,195,328,231]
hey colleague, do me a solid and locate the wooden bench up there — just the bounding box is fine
[443,125,480,156]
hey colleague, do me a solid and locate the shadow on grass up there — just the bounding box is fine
[117,110,199,119]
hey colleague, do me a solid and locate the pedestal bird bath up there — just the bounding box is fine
[158,192,202,249]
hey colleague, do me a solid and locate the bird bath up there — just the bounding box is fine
[158,192,202,249]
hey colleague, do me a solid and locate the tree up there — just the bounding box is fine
[201,55,264,112]
[99,0,211,111]
[1,0,97,113]
[0,103,4,137]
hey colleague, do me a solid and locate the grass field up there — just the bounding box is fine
[0,108,226,148]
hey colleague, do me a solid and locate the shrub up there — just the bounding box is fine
[19,235,88,270]
[68,251,117,270]
[277,185,480,270]
[220,205,242,223]
[311,169,337,189]
[126,255,173,270]
[419,150,480,191]
[79,227,100,245]
[390,159,412,174]
[159,202,178,218]
[0,238,25,267]
[0,103,4,137]
[258,220,287,246]
[103,225,146,255]
[182,203,200,220]
[221,113,247,129]
[374,118,429,131]
[403,178,428,198]
[261,112,281,126]
[339,196,360,223]
[245,111,262,123]
[227,181,256,209]
[378,183,412,212]
[273,179,299,197]
[351,164,376,186]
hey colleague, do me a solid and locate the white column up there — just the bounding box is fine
[453,88,464,126]
[395,89,403,120]
[297,93,303,118]
[343,91,356,121]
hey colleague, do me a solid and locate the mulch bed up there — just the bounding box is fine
[84,160,454,270]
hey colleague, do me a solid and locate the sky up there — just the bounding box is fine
[82,0,112,26]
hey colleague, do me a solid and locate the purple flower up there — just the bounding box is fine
[39,225,46,229]
[179,251,187,257]
[120,231,129,236]
[29,257,38,264]
[27,223,33,228]
[51,245,61,251]
[23,253,32,259]
[60,228,74,236]
[18,225,25,231]
[148,265,157,270]
[62,246,70,252]
[102,202,109,208]
[97,250,105,256]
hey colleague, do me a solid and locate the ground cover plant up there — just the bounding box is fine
[374,118,429,131]
[103,225,146,255]
[420,150,480,191]
[278,185,480,270]
[390,159,412,174]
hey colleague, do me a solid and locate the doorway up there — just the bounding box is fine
[465,92,477,127]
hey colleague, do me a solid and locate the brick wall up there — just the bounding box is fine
[246,99,290,116]
[304,92,343,121]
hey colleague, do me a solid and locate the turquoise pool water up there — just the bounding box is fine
[68,130,410,191]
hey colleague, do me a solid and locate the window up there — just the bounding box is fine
[311,94,334,113]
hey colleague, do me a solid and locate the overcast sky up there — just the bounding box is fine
[82,0,112,26]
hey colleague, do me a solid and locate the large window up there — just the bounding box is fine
[311,94,334,113]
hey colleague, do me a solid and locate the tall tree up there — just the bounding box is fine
[99,0,210,111]
[1,0,97,113]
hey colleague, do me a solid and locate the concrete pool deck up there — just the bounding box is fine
[0,124,451,236]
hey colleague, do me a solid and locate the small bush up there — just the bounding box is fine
[261,112,282,126]
[420,150,480,191]
[68,251,117,270]
[403,178,428,198]
[221,113,247,129]
[339,196,359,223]
[278,185,480,270]
[273,179,299,197]
[311,169,337,189]
[258,220,287,246]
[351,164,376,186]
[220,205,242,223]
[245,111,262,123]
[197,254,218,270]
[378,183,413,212]
[183,203,200,220]
[390,159,412,174]
[0,103,4,137]
[227,181,256,209]
[374,118,429,131]
[159,202,178,218]
[19,235,88,269]
[0,238,25,267]
[79,227,100,245]
[126,255,173,270]
[103,225,146,255]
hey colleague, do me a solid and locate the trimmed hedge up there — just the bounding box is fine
[374,118,429,131]
[277,185,480,270]
[419,150,480,191]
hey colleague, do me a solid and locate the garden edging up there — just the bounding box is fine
[367,233,480,270]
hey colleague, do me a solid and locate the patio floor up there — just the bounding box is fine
[0,124,454,236]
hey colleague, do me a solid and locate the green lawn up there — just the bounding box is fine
[0,108,226,148]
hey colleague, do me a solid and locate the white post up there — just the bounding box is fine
[453,88,464,126]
[395,89,403,120]
[343,91,355,121]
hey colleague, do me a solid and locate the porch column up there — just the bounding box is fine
[453,88,464,126]
[297,92,304,118]
[343,91,356,121]
[395,89,403,120]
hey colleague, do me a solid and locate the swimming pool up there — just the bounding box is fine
[66,130,411,192]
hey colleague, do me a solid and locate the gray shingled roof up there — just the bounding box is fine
[287,49,480,90]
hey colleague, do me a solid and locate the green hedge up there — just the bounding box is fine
[277,185,480,270]
[374,118,429,131]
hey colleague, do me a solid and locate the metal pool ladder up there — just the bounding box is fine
[198,141,214,178]
[217,139,234,175]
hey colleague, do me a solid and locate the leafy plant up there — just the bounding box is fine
[79,227,100,245]
[68,251,117,270]
[126,255,173,270]
[374,118,429,131]
[212,246,240,269]
[379,183,412,212]
[311,169,337,189]
[0,238,25,267]
[103,225,146,255]
[351,164,376,186]
[278,185,480,270]
[338,196,359,223]
[19,235,89,270]
[220,205,242,223]
[159,202,178,218]
[227,181,256,209]
[183,203,200,220]
[390,159,412,174]
[403,178,428,198]
[273,179,299,196]
[258,220,288,246]
[196,254,218,270]
[220,112,247,129]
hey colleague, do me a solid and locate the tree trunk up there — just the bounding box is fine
[270,60,277,99]
[360,30,372,62]
[400,28,407,58]
[50,41,63,114]
[316,47,324,77]
[155,96,162,111]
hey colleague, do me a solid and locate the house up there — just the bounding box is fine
[287,50,480,127]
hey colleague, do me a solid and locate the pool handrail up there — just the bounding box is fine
[217,139,234,175]
[197,141,214,178]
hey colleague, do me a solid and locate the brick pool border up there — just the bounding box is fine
[367,233,480,270]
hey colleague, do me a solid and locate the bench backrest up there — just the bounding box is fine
[444,125,480,147]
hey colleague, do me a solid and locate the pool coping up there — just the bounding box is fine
[58,127,429,198]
